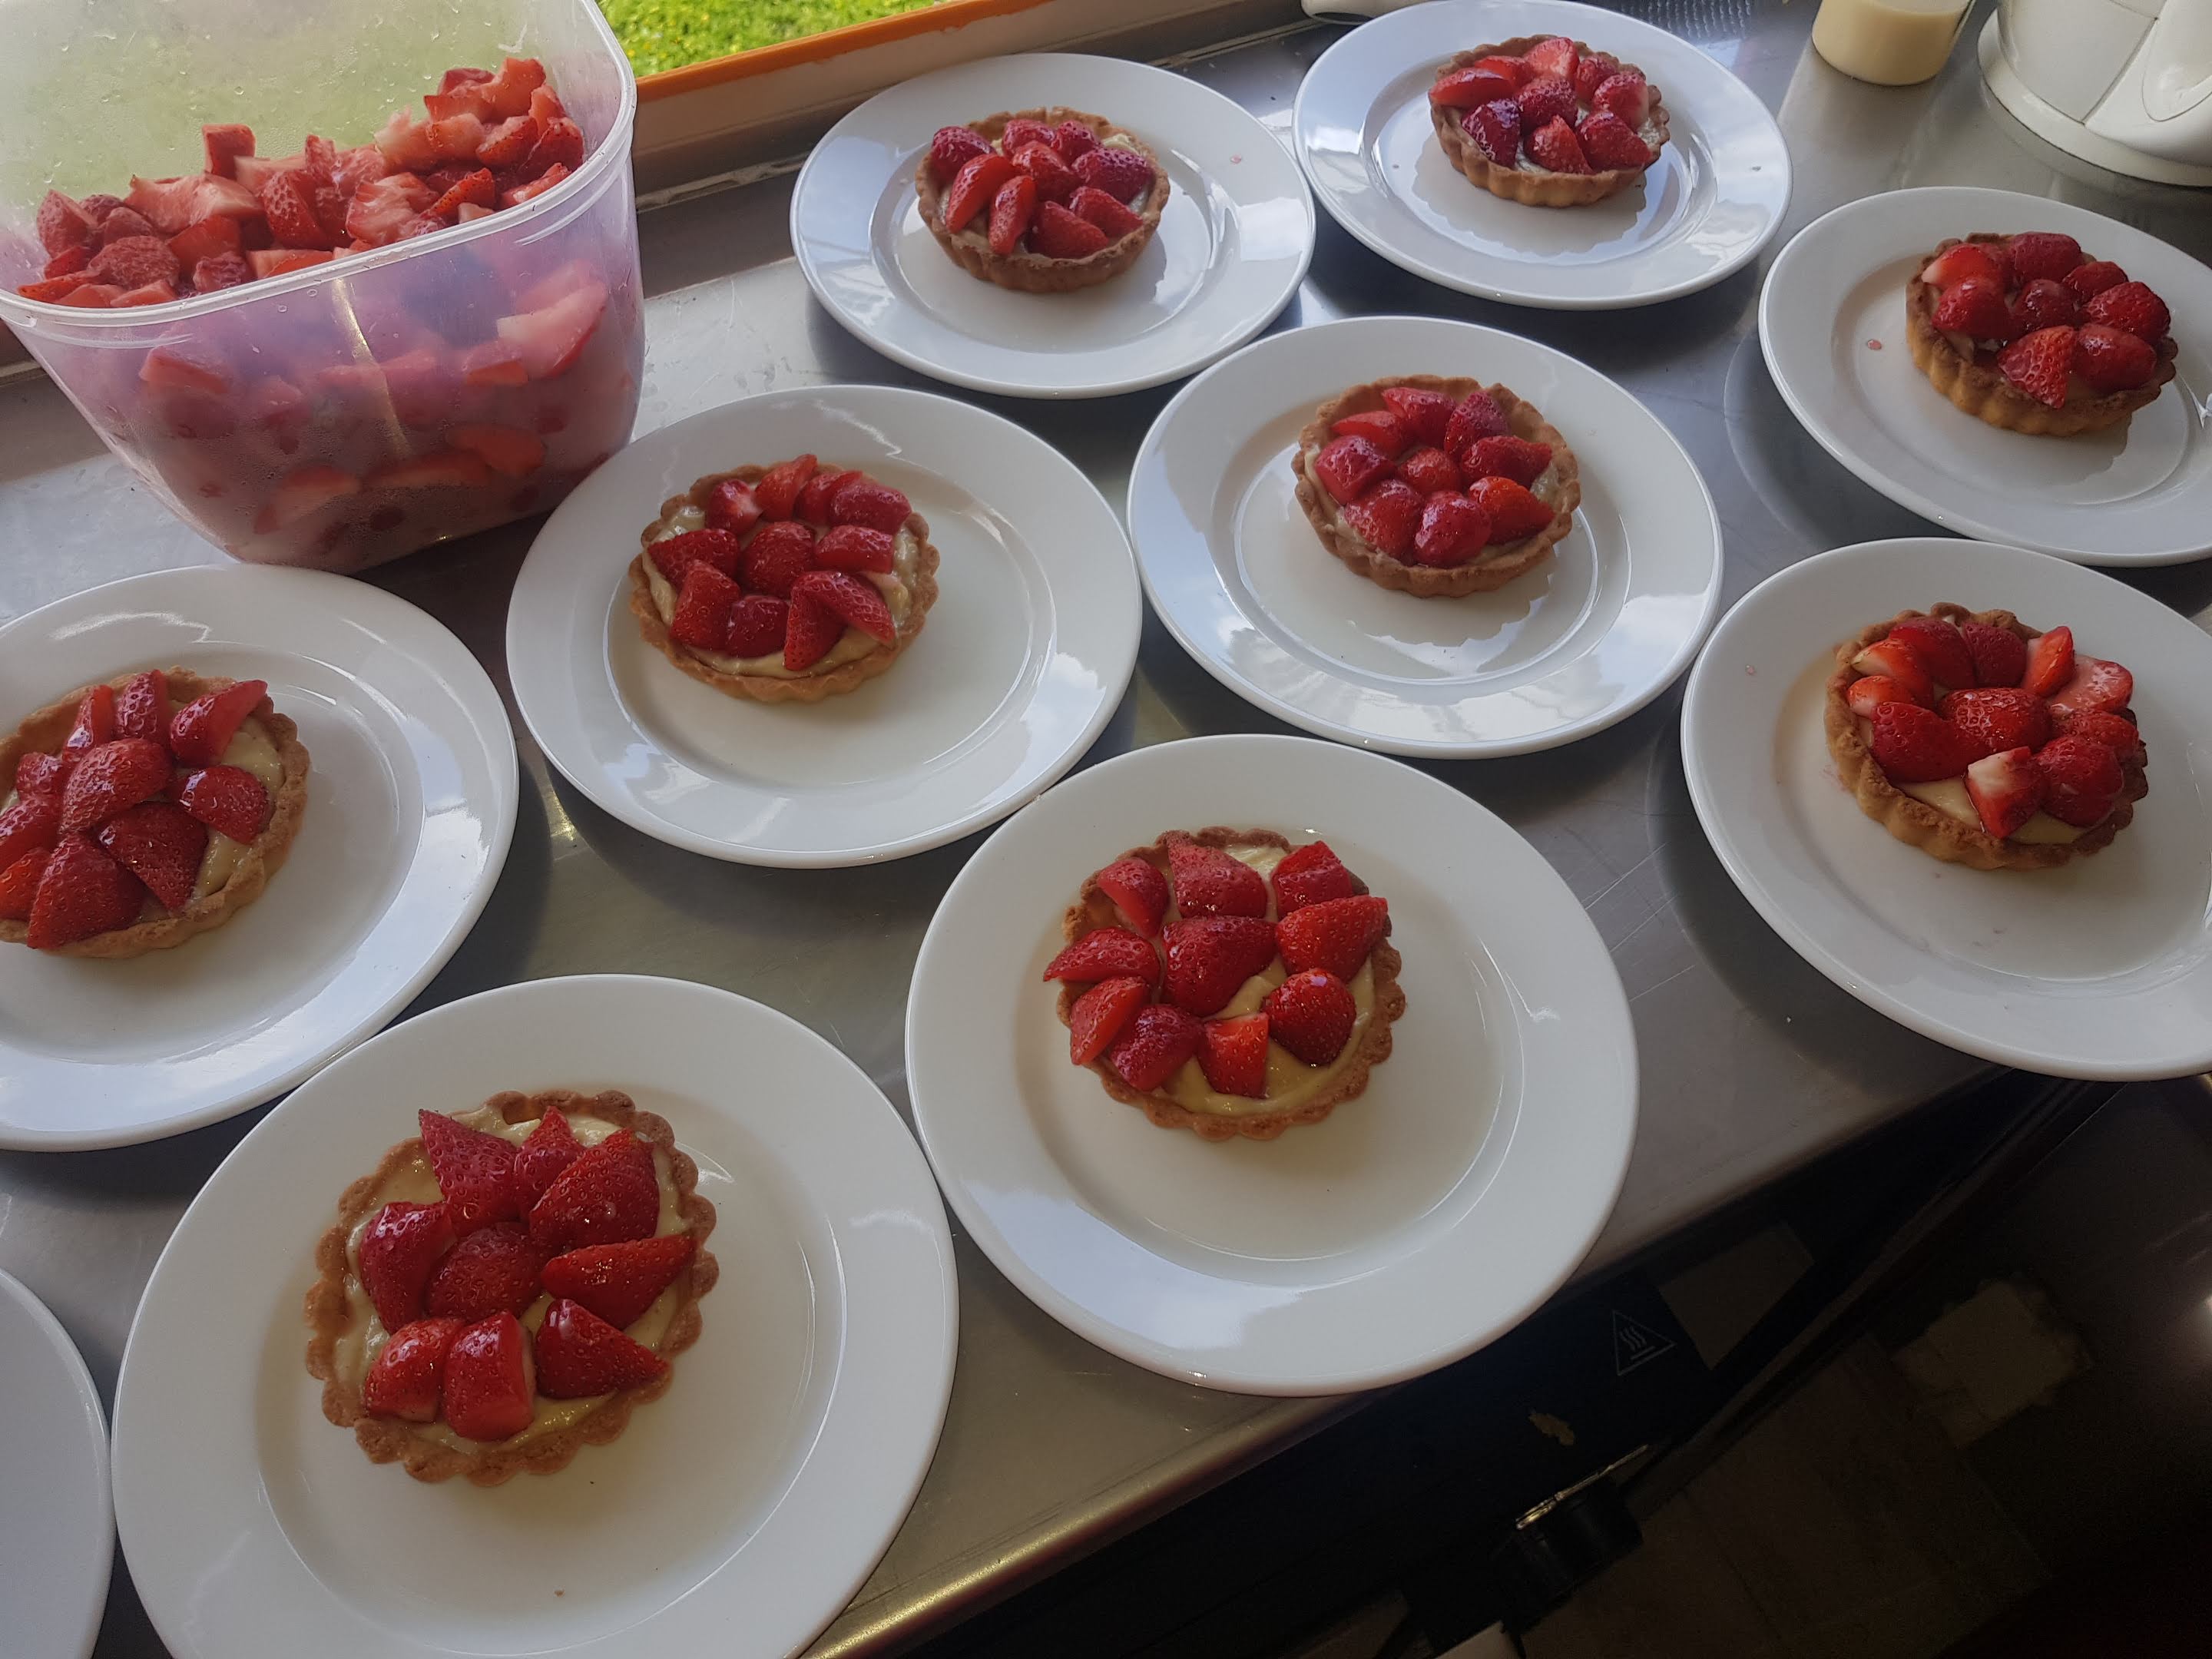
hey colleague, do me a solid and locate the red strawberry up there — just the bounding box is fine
[520,116,583,178]
[61,685,116,757]
[0,794,61,871]
[2063,260,2126,300]
[2072,323,2157,393]
[1108,1005,1204,1091]
[442,1313,537,1440]
[111,673,167,749]
[1275,895,1389,980]
[535,1299,669,1399]
[1097,857,1169,935]
[1515,75,1578,132]
[58,739,171,833]
[1886,615,1977,690]
[2005,231,2082,283]
[425,1222,545,1322]
[1197,1013,1270,1099]
[111,280,179,308]
[1470,55,1533,89]
[94,801,207,912]
[1011,142,1079,204]
[1030,200,1110,259]
[670,564,742,652]
[259,170,336,249]
[1263,971,1356,1067]
[512,1108,584,1205]
[1167,836,1270,918]
[2012,277,2079,333]
[1070,184,1144,237]
[1525,35,1579,79]
[246,249,334,282]
[929,124,992,183]
[1163,915,1279,1017]
[15,752,70,798]
[94,207,158,247]
[1072,145,1153,204]
[25,834,144,949]
[36,190,94,257]
[989,173,1038,256]
[176,766,270,843]
[1343,479,1423,558]
[944,152,1016,232]
[2035,734,2122,826]
[1432,66,1517,110]
[1413,492,1492,567]
[1315,435,1393,505]
[1068,975,1150,1065]
[706,478,763,535]
[528,1131,660,1251]
[1446,386,1514,447]
[1273,840,1355,913]
[419,1110,522,1235]
[1464,435,1552,485]
[1573,51,1620,104]
[541,1235,697,1330]
[1931,276,2018,343]
[791,569,896,644]
[358,1200,459,1330]
[1330,409,1406,452]
[830,476,912,533]
[1577,111,1653,171]
[741,521,816,598]
[1382,387,1455,446]
[1920,243,2008,290]
[1396,445,1462,495]
[1997,326,2076,408]
[1867,701,1976,783]
[1528,116,1591,173]
[2052,710,2144,764]
[783,591,844,674]
[1054,120,1101,163]
[1849,638,1936,702]
[2022,626,2074,696]
[816,525,897,574]
[360,1316,464,1422]
[1043,926,1161,984]
[87,236,180,290]
[1847,675,1922,717]
[1465,475,1556,543]
[167,214,243,273]
[1965,747,2045,839]
[1962,621,2027,688]
[167,678,267,765]
[1466,98,1523,167]
[725,595,789,658]
[754,454,819,520]
[15,274,92,304]
[2046,655,2133,720]
[1938,687,2051,759]
[998,118,1055,155]
[1592,68,1650,125]
[190,251,250,292]
[651,530,747,585]
[0,852,47,922]
[450,423,545,478]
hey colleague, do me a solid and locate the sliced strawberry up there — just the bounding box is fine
[166,678,267,766]
[705,478,763,535]
[796,468,859,525]
[492,279,608,379]
[1432,65,1517,109]
[456,339,529,387]
[245,248,333,280]
[670,565,742,652]
[50,283,126,309]
[535,1298,668,1399]
[94,800,207,912]
[14,752,70,799]
[1525,35,1578,78]
[442,1312,537,1441]
[357,1200,458,1330]
[1167,836,1270,918]
[1097,856,1169,935]
[1381,387,1455,447]
[1011,141,1080,205]
[2035,734,2122,827]
[255,464,362,535]
[1314,435,1392,505]
[94,206,157,247]
[15,274,93,304]
[1275,895,1388,980]
[111,281,180,308]
[1866,701,1976,783]
[88,235,180,291]
[1198,1013,1270,1099]
[1108,1004,1204,1091]
[1443,389,1509,453]
[830,476,912,533]
[1272,841,1354,913]
[177,766,270,843]
[1030,200,1110,259]
[1996,326,2076,409]
[2063,260,2127,300]
[541,1236,697,1330]
[1577,111,1652,171]
[1962,621,2027,689]
[419,1109,522,1235]
[754,455,819,520]
[2012,277,2080,333]
[25,834,144,949]
[1849,637,1936,704]
[2022,626,2075,697]
[1886,615,1976,690]
[2005,231,2082,283]
[1463,435,1551,486]
[1465,98,1522,167]
[512,1108,584,1205]
[0,794,61,870]
[1930,276,2017,343]
[61,684,117,757]
[1343,479,1423,558]
[1054,119,1101,164]
[528,1131,661,1251]
[430,167,497,221]
[35,190,94,257]
[1965,747,2045,839]
[815,525,896,574]
[1071,145,1152,204]
[1470,55,1533,88]
[476,114,539,168]
[141,341,231,396]
[1330,409,1406,452]
[725,595,789,658]
[58,739,171,834]
[1070,185,1143,237]
[188,251,250,293]
[929,124,993,183]
[362,1317,465,1422]
[522,114,583,177]
[1591,68,1650,125]
[259,170,334,249]
[482,56,549,119]
[1938,687,2051,759]
[1413,492,1491,567]
[1163,915,1279,1016]
[1847,675,1922,717]
[1919,242,2008,290]
[2073,323,2157,392]
[1043,926,1161,985]
[0,852,47,922]
[1396,445,1461,495]
[2052,710,2144,764]
[123,175,217,235]
[167,214,243,273]
[1574,51,1621,103]
[741,522,816,598]
[988,174,1038,256]
[345,173,435,246]
[998,118,1055,156]
[367,449,493,490]
[1465,475,1556,543]
[1263,971,1356,1068]
[1515,74,1578,131]
[1527,117,1591,173]
[448,422,545,478]
[944,152,1016,232]
[425,1222,546,1322]
[2045,655,2132,720]
[790,570,896,645]
[1068,975,1150,1065]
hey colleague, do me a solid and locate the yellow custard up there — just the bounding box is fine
[190,711,284,898]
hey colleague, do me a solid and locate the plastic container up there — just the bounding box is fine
[0,0,644,572]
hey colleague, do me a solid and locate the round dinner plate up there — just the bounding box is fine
[0,1269,111,1659]
[0,566,515,1151]
[1293,0,1790,310]
[1127,313,1721,757]
[113,975,957,1659]
[791,51,1315,398]
[907,734,1637,1393]
[508,385,1141,866]
[1759,187,2212,566]
[1682,538,2212,1080]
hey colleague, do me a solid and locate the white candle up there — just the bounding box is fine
[1811,0,1974,86]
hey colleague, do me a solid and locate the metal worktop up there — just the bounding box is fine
[6,4,2210,1654]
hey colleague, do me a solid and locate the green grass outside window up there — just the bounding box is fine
[600,0,954,79]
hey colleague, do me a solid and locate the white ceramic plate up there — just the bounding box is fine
[1682,538,2212,1080]
[508,385,1141,866]
[907,733,1637,1393]
[0,1270,111,1659]
[791,51,1315,398]
[1760,187,2212,566]
[113,975,956,1659]
[0,567,515,1151]
[1127,313,1721,757]
[1293,0,1790,310]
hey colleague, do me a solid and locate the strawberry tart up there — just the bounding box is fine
[0,669,308,955]
[1429,35,1667,208]
[629,455,941,703]
[1905,233,2177,437]
[1293,375,1579,595]
[1044,830,1406,1141]
[1827,604,2147,871]
[916,109,1166,292]
[305,1090,718,1485]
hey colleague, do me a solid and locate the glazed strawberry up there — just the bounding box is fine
[945,152,1016,232]
[1847,676,1922,717]
[1577,111,1652,171]
[512,1108,584,1205]
[669,565,741,652]
[2063,260,2126,300]
[176,766,270,843]
[0,796,61,879]
[358,1200,459,1330]
[816,525,897,574]
[1515,75,1578,131]
[2053,710,2144,764]
[1464,435,1551,486]
[112,670,169,744]
[741,522,816,599]
[2035,734,2122,826]
[95,801,207,912]
[1070,185,1144,237]
[726,595,790,658]
[1072,145,1153,204]
[791,570,896,644]
[1962,621,2027,688]
[1167,836,1270,918]
[998,118,1055,155]
[528,1131,660,1251]
[1527,118,1591,174]
[167,678,267,765]
[25,835,144,949]
[1965,747,2045,839]
[419,1111,522,1235]
[1886,615,1976,690]
[753,455,819,521]
[541,1235,695,1330]
[2012,278,2079,333]
[1996,327,2075,409]
[2005,232,2081,283]
[1043,927,1161,984]
[1343,480,1423,558]
[58,739,170,833]
[1382,387,1455,447]
[1330,412,1405,454]
[1921,243,2008,289]
[1931,276,2016,342]
[1068,975,1150,1065]
[1574,51,1621,103]
[1054,120,1101,163]
[1011,142,1079,205]
[1030,200,1109,259]
[1275,895,1388,981]
[2022,626,2074,696]
[1108,1005,1204,1091]
[1471,54,1533,88]
[442,1312,537,1441]
[14,752,69,798]
[1097,856,1169,935]
[648,527,743,586]
[2072,323,2157,392]
[1465,99,1523,167]
[361,1316,464,1422]
[535,1299,669,1399]
[2046,656,2133,720]
[426,1223,545,1323]
[0,852,47,921]
[988,174,1038,257]
[1939,688,2051,759]
[61,686,116,757]
[1272,840,1356,914]
[1525,35,1579,78]
[1867,701,1976,783]
[2082,280,2169,343]
[1163,915,1279,1017]
[1442,389,1508,454]
[1413,492,1492,567]
[783,591,844,674]
[830,477,912,534]
[1197,1013,1270,1099]
[1591,68,1650,124]
[1263,971,1356,1068]
[930,124,992,183]
[1316,435,1393,505]
[1433,66,1517,109]
[1465,475,1555,543]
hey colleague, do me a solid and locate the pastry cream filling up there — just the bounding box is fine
[1157,844,1380,1118]
[1854,718,2085,845]
[646,502,917,678]
[333,1108,690,1451]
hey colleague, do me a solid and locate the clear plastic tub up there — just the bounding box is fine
[0,0,644,572]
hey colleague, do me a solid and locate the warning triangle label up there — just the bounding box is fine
[1613,1310,1676,1377]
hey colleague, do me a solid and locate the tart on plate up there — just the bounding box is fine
[1429,34,1668,207]
[0,668,308,956]
[1292,374,1580,596]
[915,108,1167,292]
[628,455,941,704]
[1904,232,2178,437]
[304,1089,718,1485]
[1826,604,2147,871]
[1043,830,1406,1141]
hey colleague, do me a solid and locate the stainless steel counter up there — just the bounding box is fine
[5,4,2210,1654]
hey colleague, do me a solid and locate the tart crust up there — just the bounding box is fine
[1824,604,2147,872]
[304,1088,720,1487]
[629,465,942,704]
[914,108,1167,293]
[1293,376,1581,596]
[1904,236,2178,437]
[1055,828,1406,1142]
[1431,37,1671,207]
[0,668,310,958]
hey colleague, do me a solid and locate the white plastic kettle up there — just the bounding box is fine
[1985,0,2212,183]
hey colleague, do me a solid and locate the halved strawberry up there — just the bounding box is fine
[1096,856,1169,935]
[944,152,1016,232]
[35,190,94,257]
[1163,915,1279,1016]
[2012,277,2080,333]
[1108,1005,1204,1091]
[254,464,361,534]
[1465,475,1556,543]
[1919,242,2007,290]
[476,114,539,168]
[648,528,743,585]
[791,569,896,644]
[1866,700,1976,783]
[95,800,207,912]
[1965,747,2045,839]
[783,591,843,674]
[1070,184,1143,237]
[816,525,896,573]
[2022,626,2075,697]
[1886,615,1976,690]
[706,478,763,535]
[166,214,243,275]
[358,1200,459,1330]
[1938,688,2051,760]
[1465,98,1522,167]
[670,565,742,652]
[25,834,144,949]
[1432,65,1516,109]
[1381,387,1455,447]
[1330,409,1406,452]
[541,1235,697,1330]
[754,455,819,520]
[1463,435,1551,486]
[2072,323,2157,392]
[1847,675,1919,717]
[1197,1013,1270,1099]
[1054,120,1101,164]
[528,1131,661,1251]
[443,1312,537,1440]
[482,56,550,119]
[362,1317,465,1422]
[2063,260,2127,300]
[449,422,545,478]
[1527,116,1591,173]
[2046,655,2132,720]
[1996,326,2076,409]
[1849,637,1936,704]
[1068,975,1150,1065]
[929,124,993,183]
[492,279,608,379]
[1525,35,1579,78]
[535,1298,668,1399]
[177,766,270,843]
[1962,621,2027,689]
[1043,926,1161,984]
[58,738,171,833]
[1591,68,1650,125]
[15,274,93,304]
[1516,75,1580,134]
[1031,200,1109,259]
[1010,141,1080,205]
[187,252,249,298]
[1396,445,1461,495]
[1930,276,2016,343]
[1343,479,1422,558]
[1470,55,1533,88]
[0,794,61,870]
[1273,840,1355,913]
[259,170,336,249]
[742,522,815,598]
[988,173,1038,256]
[1276,895,1388,980]
[2005,231,2082,283]
[245,248,333,281]
[419,1110,522,1235]
[426,1222,546,1322]
[88,235,180,291]
[1314,435,1392,505]
[726,595,790,657]
[1263,971,1356,1067]
[345,173,435,245]
[1167,836,1270,918]
[13,752,70,799]
[0,851,48,922]
[830,477,912,533]
[1577,111,1652,171]
[1071,145,1152,204]
[2052,710,2144,765]
[998,118,1055,155]
[784,469,849,528]
[512,1108,584,1205]
[1443,389,1508,455]
[2035,734,2122,826]
[61,685,116,757]
[1414,492,1491,567]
